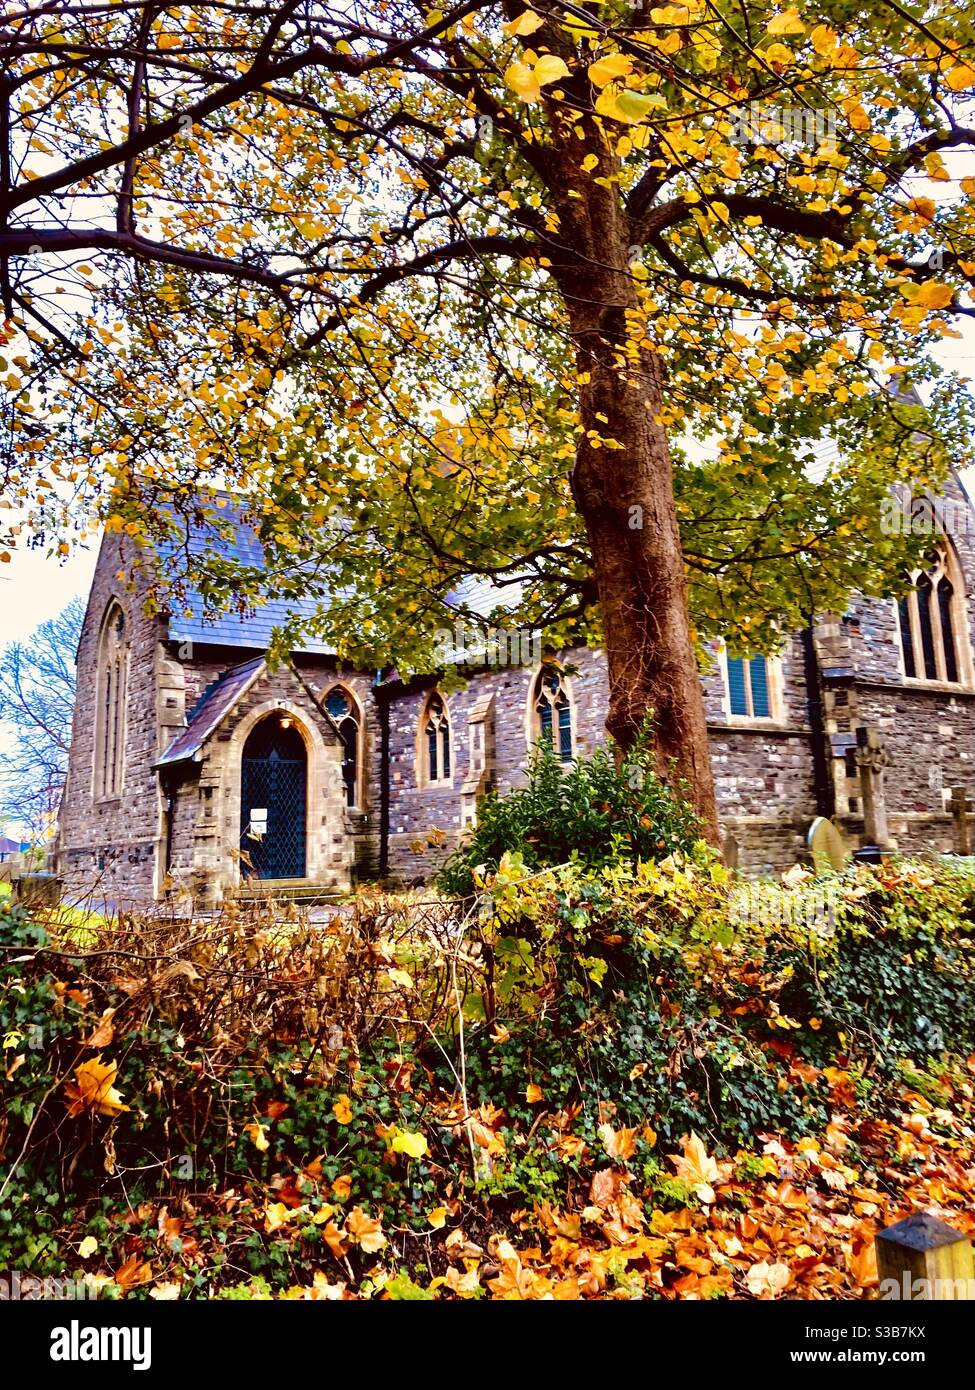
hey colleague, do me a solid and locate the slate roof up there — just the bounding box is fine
[155,657,265,768]
[162,498,334,654]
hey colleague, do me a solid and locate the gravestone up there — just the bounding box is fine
[720,832,739,872]
[949,786,973,856]
[854,725,891,852]
[806,816,850,874]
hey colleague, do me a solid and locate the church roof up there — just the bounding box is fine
[155,656,265,768]
[162,498,333,655]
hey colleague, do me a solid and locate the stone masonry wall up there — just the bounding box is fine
[57,535,165,906]
[170,663,352,906]
[384,640,815,881]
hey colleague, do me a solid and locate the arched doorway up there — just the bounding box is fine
[240,715,307,880]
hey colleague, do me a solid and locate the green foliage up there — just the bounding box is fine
[438,731,702,898]
[6,857,975,1290]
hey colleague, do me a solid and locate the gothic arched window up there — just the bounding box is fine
[898,547,969,685]
[533,666,573,762]
[94,603,128,799]
[324,685,362,809]
[420,692,452,786]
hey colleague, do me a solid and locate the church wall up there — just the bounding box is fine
[851,683,975,854]
[383,640,816,882]
[57,535,164,906]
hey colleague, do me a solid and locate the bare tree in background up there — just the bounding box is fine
[0,598,83,838]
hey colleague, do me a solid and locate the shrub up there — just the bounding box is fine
[438,730,702,898]
[4,857,975,1295]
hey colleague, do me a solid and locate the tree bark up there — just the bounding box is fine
[551,149,718,837]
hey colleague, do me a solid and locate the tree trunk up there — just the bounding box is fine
[559,254,718,837]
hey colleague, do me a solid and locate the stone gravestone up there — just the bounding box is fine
[806,816,850,874]
[854,725,891,857]
[720,832,739,872]
[949,786,973,856]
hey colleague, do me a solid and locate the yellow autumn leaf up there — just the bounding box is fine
[333,1094,353,1124]
[946,63,975,92]
[810,24,838,55]
[264,1202,292,1233]
[64,1056,129,1118]
[504,52,570,103]
[762,42,794,67]
[904,281,954,311]
[534,54,570,87]
[587,54,634,87]
[526,1082,545,1103]
[78,1236,98,1259]
[650,4,693,22]
[390,1129,428,1158]
[244,1122,270,1152]
[346,1206,387,1253]
[670,1132,721,1204]
[767,9,804,35]
[903,196,936,224]
[503,10,544,36]
[428,1206,447,1229]
[504,61,539,102]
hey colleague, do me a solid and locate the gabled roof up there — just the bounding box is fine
[155,657,265,768]
[161,497,334,654]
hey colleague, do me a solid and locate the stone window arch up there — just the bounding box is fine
[94,601,128,799]
[897,543,971,685]
[418,691,452,788]
[529,664,574,762]
[323,684,364,809]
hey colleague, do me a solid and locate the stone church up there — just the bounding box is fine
[56,470,975,908]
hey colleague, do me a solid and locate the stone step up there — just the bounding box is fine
[232,878,349,906]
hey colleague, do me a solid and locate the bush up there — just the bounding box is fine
[4,856,975,1297]
[438,731,702,898]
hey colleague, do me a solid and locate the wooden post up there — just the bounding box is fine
[875,1212,975,1300]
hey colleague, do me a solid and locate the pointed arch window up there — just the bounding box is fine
[533,666,573,762]
[898,547,970,685]
[94,603,128,799]
[421,692,452,787]
[324,685,362,809]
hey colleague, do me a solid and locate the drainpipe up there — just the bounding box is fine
[374,672,391,880]
[799,621,834,819]
[161,773,177,892]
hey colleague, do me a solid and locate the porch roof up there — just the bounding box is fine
[155,657,265,768]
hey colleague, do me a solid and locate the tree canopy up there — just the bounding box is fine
[3,1,975,816]
[0,596,82,836]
